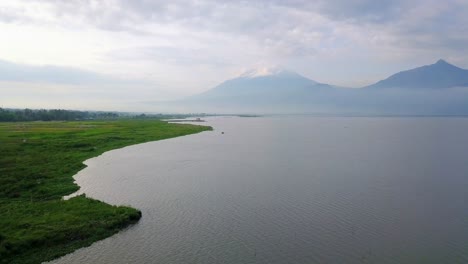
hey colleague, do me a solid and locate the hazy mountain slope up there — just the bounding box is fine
[179,68,347,113]
[364,60,468,89]
[191,69,325,99]
[153,61,468,115]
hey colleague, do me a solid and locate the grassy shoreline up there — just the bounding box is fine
[0,119,212,264]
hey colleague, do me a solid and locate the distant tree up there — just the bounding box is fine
[0,108,123,122]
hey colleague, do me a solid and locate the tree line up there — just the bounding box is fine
[0,108,119,122]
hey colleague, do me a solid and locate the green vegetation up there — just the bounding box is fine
[0,108,120,122]
[0,119,212,263]
[0,107,213,122]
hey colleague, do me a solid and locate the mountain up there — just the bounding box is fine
[182,67,346,113]
[364,59,468,89]
[191,68,330,99]
[153,61,468,115]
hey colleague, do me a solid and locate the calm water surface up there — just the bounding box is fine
[51,117,468,264]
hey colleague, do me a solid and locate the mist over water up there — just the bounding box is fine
[51,116,468,264]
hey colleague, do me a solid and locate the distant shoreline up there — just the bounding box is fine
[165,119,206,122]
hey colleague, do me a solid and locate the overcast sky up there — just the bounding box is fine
[1,0,468,111]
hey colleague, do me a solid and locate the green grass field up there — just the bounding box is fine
[0,119,212,263]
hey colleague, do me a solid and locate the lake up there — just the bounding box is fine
[50,116,468,263]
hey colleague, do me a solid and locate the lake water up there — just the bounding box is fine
[51,116,468,264]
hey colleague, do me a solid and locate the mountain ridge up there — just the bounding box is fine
[155,59,468,115]
[191,68,330,100]
[363,59,468,89]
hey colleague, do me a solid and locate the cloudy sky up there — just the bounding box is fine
[1,0,468,111]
